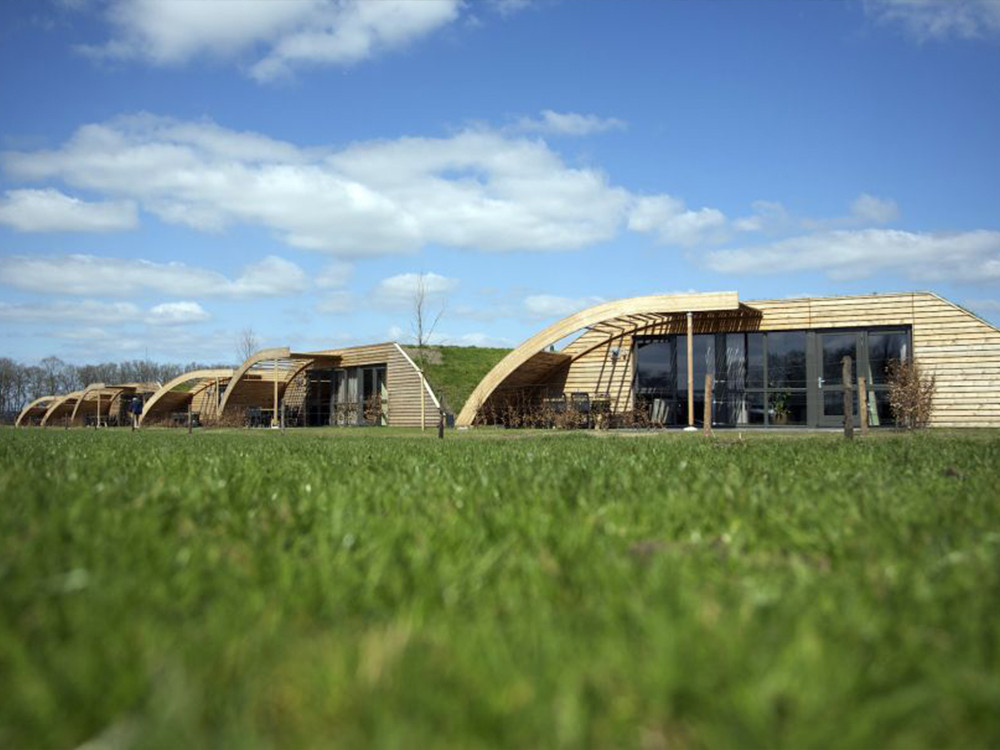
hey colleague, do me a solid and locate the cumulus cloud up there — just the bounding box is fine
[732,200,794,233]
[523,294,605,320]
[1,114,643,254]
[0,188,137,232]
[145,301,210,325]
[706,228,1000,282]
[0,253,308,297]
[628,194,727,246]
[79,0,463,81]
[515,110,627,136]
[864,0,1000,41]
[735,193,900,235]
[850,193,900,224]
[372,272,458,308]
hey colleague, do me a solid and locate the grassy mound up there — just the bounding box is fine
[407,345,510,415]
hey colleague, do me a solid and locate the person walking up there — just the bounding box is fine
[130,396,143,430]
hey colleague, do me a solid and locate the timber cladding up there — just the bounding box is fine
[464,292,1000,428]
[208,342,439,428]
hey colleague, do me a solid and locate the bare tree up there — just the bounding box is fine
[887,359,936,429]
[237,327,260,364]
[411,272,446,352]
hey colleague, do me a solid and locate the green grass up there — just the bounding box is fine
[409,345,510,414]
[1,428,999,749]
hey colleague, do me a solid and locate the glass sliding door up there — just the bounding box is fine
[766,332,808,426]
[863,330,909,426]
[634,338,678,425]
[816,332,860,426]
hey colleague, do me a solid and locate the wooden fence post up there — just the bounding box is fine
[187,402,193,435]
[843,355,854,440]
[858,376,869,436]
[703,374,713,436]
[438,409,444,439]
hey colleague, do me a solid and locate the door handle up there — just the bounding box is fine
[818,376,824,389]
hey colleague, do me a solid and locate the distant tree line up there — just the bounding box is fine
[0,356,229,420]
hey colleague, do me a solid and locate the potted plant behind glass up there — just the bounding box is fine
[770,391,790,425]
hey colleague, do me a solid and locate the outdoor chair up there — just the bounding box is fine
[569,392,592,428]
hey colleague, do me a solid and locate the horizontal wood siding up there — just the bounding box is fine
[545,292,1000,427]
[386,344,438,428]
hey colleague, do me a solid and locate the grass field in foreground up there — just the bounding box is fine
[1,428,999,749]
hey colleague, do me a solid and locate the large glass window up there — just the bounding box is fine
[867,331,908,385]
[767,332,807,389]
[633,326,908,428]
[635,340,675,394]
[308,364,386,426]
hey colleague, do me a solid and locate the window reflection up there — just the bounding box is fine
[767,332,807,388]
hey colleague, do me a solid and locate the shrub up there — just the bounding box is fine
[886,358,936,429]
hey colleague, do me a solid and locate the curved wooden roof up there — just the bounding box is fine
[139,369,234,427]
[69,382,108,424]
[40,390,84,427]
[456,292,739,426]
[15,395,57,427]
[216,348,291,418]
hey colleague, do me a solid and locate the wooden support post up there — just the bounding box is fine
[95,392,100,429]
[187,402,193,435]
[686,311,694,428]
[703,374,713,436]
[420,371,426,431]
[843,355,854,440]
[273,357,279,428]
[438,409,444,439]
[281,402,286,433]
[858,376,869,436]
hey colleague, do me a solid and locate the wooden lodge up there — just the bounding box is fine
[139,342,440,429]
[457,291,1000,429]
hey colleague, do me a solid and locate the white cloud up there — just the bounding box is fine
[523,294,605,320]
[0,253,308,297]
[865,0,1000,41]
[850,193,900,224]
[0,299,141,324]
[0,188,137,232]
[373,272,458,308]
[706,228,1000,282]
[145,301,210,326]
[79,0,463,81]
[628,194,727,246]
[515,110,627,136]
[250,1,463,82]
[2,114,641,254]
[737,193,899,235]
[733,200,794,233]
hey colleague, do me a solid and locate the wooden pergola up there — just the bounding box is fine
[457,292,741,427]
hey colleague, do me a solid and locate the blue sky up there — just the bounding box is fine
[1,0,998,364]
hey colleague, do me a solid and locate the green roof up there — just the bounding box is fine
[405,345,510,415]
